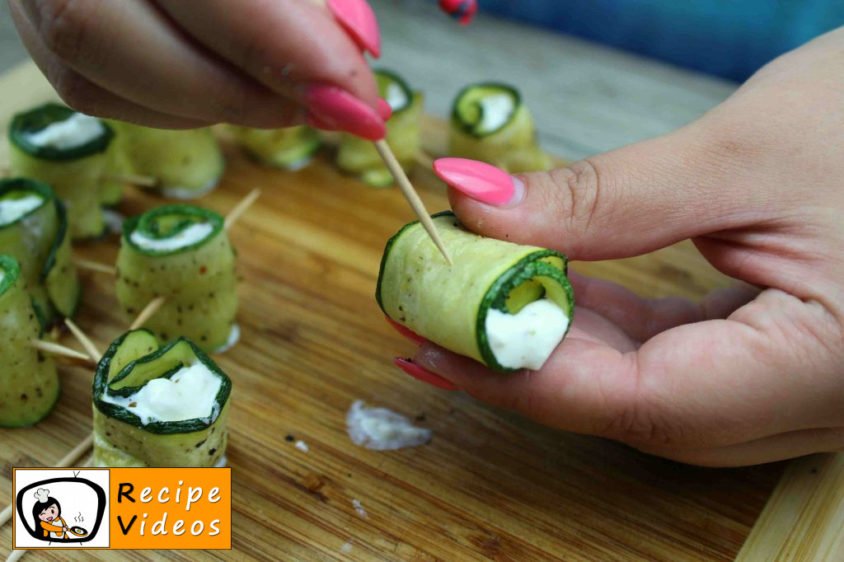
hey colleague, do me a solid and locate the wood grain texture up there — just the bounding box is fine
[0,61,785,561]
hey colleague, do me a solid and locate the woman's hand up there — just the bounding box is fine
[8,0,387,138]
[399,28,844,466]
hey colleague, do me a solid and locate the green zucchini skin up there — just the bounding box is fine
[0,178,80,326]
[0,255,60,427]
[376,212,574,372]
[116,205,237,352]
[107,121,224,199]
[448,82,551,173]
[92,330,231,467]
[228,125,321,170]
[336,69,423,186]
[8,104,113,238]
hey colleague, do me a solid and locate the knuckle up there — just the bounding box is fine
[549,159,604,243]
[39,0,94,62]
[52,70,98,113]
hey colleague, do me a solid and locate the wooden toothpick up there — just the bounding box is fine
[73,258,117,276]
[106,172,157,188]
[130,297,166,330]
[64,319,102,362]
[373,140,452,265]
[30,340,96,368]
[224,188,261,231]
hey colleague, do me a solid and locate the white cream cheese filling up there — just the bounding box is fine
[130,222,214,252]
[102,362,222,425]
[485,299,569,370]
[346,401,432,451]
[24,112,105,150]
[478,93,515,133]
[0,268,5,285]
[385,82,408,111]
[0,194,44,225]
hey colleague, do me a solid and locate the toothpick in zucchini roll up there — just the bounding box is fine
[336,69,423,187]
[116,205,238,353]
[377,212,573,372]
[8,103,114,238]
[0,255,60,427]
[449,82,551,173]
[227,125,321,170]
[92,329,231,467]
[107,121,224,199]
[0,178,81,326]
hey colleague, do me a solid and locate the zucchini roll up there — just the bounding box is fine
[116,205,238,352]
[449,83,551,173]
[92,329,231,467]
[0,255,60,427]
[336,70,423,187]
[227,125,321,170]
[8,103,114,238]
[377,212,573,372]
[0,178,81,326]
[108,121,224,199]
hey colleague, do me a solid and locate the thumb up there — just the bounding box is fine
[434,127,751,260]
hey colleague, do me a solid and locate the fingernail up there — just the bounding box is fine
[306,84,385,140]
[376,98,392,121]
[439,0,478,25]
[394,358,459,391]
[385,317,426,344]
[327,0,381,58]
[433,157,524,207]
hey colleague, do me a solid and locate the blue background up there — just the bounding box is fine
[479,1,844,81]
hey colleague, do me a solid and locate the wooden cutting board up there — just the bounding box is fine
[0,61,786,561]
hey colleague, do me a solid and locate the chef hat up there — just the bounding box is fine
[33,488,50,504]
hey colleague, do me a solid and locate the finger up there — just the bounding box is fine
[639,427,844,467]
[22,0,303,127]
[10,2,210,128]
[154,0,382,119]
[416,289,844,449]
[434,122,803,261]
[570,271,760,342]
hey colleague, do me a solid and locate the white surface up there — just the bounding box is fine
[0,193,42,225]
[346,400,432,451]
[101,362,222,424]
[24,112,104,150]
[130,222,213,252]
[485,299,569,370]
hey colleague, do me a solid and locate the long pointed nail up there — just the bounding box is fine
[394,358,459,390]
[328,0,381,58]
[433,157,523,207]
[376,98,392,121]
[306,84,385,140]
[385,317,426,344]
[439,0,478,25]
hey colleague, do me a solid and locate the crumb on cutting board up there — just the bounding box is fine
[346,400,432,451]
[352,499,367,519]
[295,440,309,453]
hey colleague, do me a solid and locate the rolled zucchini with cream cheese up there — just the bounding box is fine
[227,125,321,170]
[0,178,81,325]
[107,121,224,199]
[377,212,573,372]
[449,83,551,173]
[92,329,231,467]
[116,205,238,352]
[8,103,114,238]
[0,255,60,427]
[336,70,423,187]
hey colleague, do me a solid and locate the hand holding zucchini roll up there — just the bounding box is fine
[337,70,423,187]
[0,255,60,427]
[92,329,231,467]
[116,205,238,352]
[449,83,551,173]
[227,125,321,170]
[377,212,573,372]
[0,178,81,326]
[8,103,114,238]
[107,121,225,199]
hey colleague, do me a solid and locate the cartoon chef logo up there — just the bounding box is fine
[14,470,109,549]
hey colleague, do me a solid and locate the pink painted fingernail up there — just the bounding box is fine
[394,358,459,391]
[328,0,381,58]
[385,317,426,345]
[433,157,523,207]
[306,84,385,140]
[376,98,392,121]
